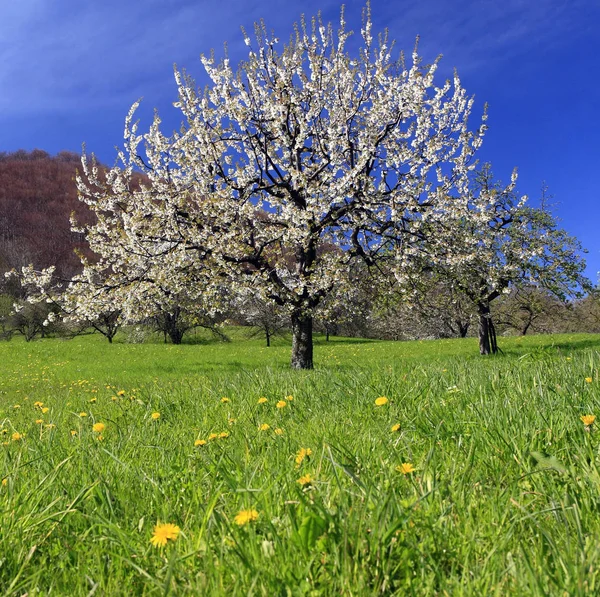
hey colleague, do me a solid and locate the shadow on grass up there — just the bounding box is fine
[178,331,380,347]
[489,336,600,361]
[314,336,379,345]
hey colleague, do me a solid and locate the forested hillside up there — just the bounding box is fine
[0,149,92,281]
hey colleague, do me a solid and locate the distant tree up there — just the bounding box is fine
[314,267,375,340]
[89,310,123,343]
[7,265,124,343]
[365,300,429,341]
[12,257,228,345]
[401,274,475,338]
[235,291,288,347]
[494,286,570,336]
[0,294,14,339]
[7,300,55,342]
[571,292,600,333]
[405,165,590,354]
[151,305,193,345]
[148,298,229,345]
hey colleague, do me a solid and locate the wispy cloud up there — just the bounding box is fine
[0,0,337,117]
[0,0,596,118]
[373,0,598,73]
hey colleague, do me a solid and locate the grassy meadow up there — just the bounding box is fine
[2,330,600,595]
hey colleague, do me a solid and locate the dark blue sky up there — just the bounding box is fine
[2,0,599,281]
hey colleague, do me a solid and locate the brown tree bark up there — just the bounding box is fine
[458,322,470,338]
[291,312,313,369]
[478,302,498,355]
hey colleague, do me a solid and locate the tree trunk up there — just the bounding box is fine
[520,311,533,336]
[165,309,184,345]
[265,328,271,347]
[291,312,313,370]
[458,322,469,338]
[478,302,498,355]
[167,327,183,345]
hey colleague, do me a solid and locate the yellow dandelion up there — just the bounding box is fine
[276,400,287,409]
[259,423,271,431]
[585,377,593,383]
[208,433,218,441]
[79,412,87,417]
[96,435,104,441]
[194,439,207,447]
[297,473,313,487]
[375,397,389,406]
[257,397,268,404]
[233,509,259,526]
[221,397,230,403]
[219,432,229,439]
[391,423,401,432]
[151,412,160,420]
[93,422,106,433]
[396,463,416,475]
[295,447,313,466]
[11,432,23,441]
[71,430,77,436]
[117,390,126,396]
[41,407,49,414]
[1,478,6,486]
[150,522,180,547]
[286,395,294,401]
[274,428,284,435]
[581,415,596,426]
[45,424,55,429]
[13,405,20,409]
[33,401,44,408]
[89,397,97,403]
[35,419,43,425]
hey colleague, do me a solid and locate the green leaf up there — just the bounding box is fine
[529,451,567,474]
[295,514,327,552]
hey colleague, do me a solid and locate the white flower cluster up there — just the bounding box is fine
[76,9,483,324]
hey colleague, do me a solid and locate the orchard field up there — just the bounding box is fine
[2,332,600,595]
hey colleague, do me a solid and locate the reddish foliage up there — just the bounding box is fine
[0,149,94,280]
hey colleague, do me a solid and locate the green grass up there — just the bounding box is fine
[1,331,600,595]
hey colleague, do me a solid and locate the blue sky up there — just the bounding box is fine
[2,0,599,281]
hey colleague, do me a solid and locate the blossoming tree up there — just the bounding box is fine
[403,165,589,354]
[23,7,492,368]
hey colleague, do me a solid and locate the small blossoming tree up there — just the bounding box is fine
[402,165,589,354]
